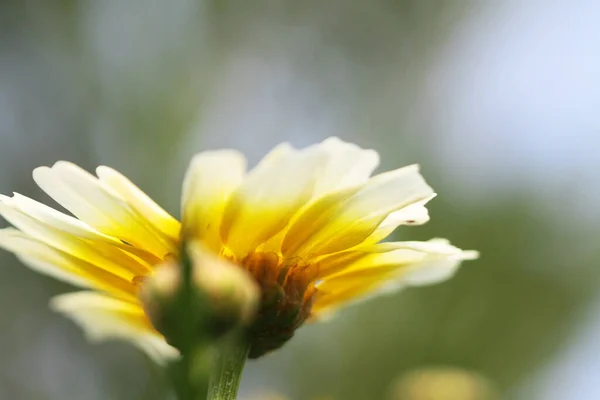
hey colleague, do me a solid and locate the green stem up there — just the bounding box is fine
[207,342,250,400]
[169,345,212,400]
[179,245,196,400]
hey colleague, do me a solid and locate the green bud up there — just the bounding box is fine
[140,242,259,350]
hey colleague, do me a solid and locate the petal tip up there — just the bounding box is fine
[32,165,51,179]
[461,250,480,260]
[95,165,112,177]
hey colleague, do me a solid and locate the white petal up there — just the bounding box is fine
[324,238,478,279]
[181,150,247,251]
[280,186,363,257]
[96,166,180,241]
[50,292,178,363]
[313,239,478,317]
[0,200,150,278]
[221,144,327,257]
[339,165,434,223]
[364,194,436,244]
[309,137,380,197]
[258,138,377,253]
[0,194,159,265]
[285,164,435,258]
[0,227,139,300]
[2,193,120,243]
[401,239,479,285]
[0,228,90,287]
[33,162,171,256]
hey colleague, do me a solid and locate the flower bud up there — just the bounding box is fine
[188,243,260,330]
[140,242,259,349]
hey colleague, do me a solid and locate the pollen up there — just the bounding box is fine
[233,251,319,358]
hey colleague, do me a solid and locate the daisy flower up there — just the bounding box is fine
[0,138,477,360]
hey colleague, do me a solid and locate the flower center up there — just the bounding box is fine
[235,251,319,358]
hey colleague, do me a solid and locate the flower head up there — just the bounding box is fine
[0,138,477,360]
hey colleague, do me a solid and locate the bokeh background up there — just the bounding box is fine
[1,1,599,399]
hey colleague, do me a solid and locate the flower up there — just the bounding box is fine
[0,137,477,361]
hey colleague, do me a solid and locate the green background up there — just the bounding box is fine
[0,1,598,399]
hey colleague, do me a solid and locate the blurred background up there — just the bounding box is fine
[0,1,599,399]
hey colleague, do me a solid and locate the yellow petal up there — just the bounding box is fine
[0,229,138,299]
[284,164,435,258]
[259,138,377,254]
[312,239,478,317]
[323,239,478,281]
[0,198,152,278]
[280,186,363,257]
[221,144,326,257]
[362,194,436,244]
[33,162,172,257]
[0,228,89,287]
[96,166,180,242]
[2,193,119,242]
[50,292,177,363]
[313,244,393,278]
[181,150,246,251]
[0,193,162,265]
